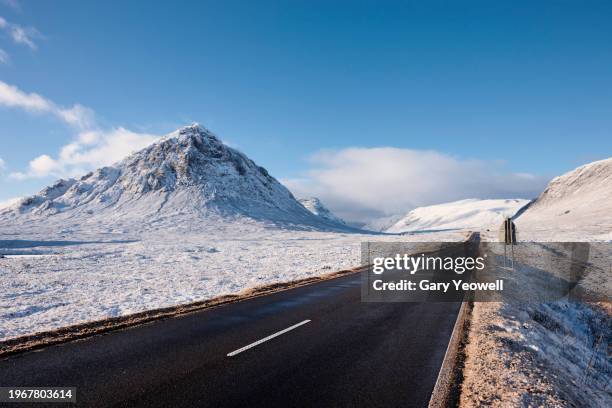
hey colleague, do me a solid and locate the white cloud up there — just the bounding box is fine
[2,81,160,180]
[0,80,94,129]
[56,104,95,129]
[0,156,5,170]
[21,154,58,178]
[0,16,38,50]
[60,127,158,169]
[10,25,35,49]
[11,128,159,180]
[0,80,53,111]
[0,48,8,64]
[283,147,549,222]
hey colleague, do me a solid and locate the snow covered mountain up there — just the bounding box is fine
[515,157,612,240]
[385,198,529,233]
[362,214,405,232]
[0,124,343,231]
[298,197,346,225]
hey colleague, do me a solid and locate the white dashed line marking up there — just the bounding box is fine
[226,320,311,357]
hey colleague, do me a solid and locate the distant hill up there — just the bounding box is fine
[385,198,529,233]
[515,158,612,240]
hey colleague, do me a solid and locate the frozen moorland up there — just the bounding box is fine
[0,220,463,342]
[0,124,465,341]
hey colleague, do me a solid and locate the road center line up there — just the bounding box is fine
[226,319,311,357]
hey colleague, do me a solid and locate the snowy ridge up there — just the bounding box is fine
[298,197,346,225]
[528,158,612,208]
[0,124,346,231]
[385,198,529,233]
[515,157,612,240]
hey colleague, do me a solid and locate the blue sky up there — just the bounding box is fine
[0,0,611,220]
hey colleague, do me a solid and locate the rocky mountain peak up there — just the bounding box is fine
[298,197,346,225]
[2,124,347,231]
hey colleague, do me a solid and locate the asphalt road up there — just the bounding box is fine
[0,263,465,407]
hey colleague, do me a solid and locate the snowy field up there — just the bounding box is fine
[0,220,465,342]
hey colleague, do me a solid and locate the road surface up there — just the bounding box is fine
[0,263,465,407]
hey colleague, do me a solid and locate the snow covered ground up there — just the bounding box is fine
[461,241,611,406]
[0,215,466,342]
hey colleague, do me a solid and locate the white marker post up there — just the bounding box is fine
[499,217,517,270]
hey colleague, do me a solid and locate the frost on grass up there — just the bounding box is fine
[460,244,611,407]
[461,301,611,407]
